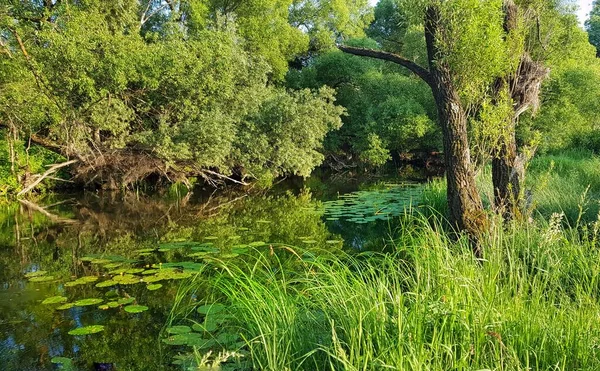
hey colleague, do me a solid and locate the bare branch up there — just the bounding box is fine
[17,159,78,197]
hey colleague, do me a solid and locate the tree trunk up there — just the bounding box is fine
[431,67,487,255]
[340,5,489,255]
[491,0,548,222]
[426,7,487,255]
[491,123,521,220]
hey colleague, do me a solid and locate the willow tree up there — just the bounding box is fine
[341,0,525,252]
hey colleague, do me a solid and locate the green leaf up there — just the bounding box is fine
[197,303,226,315]
[124,305,148,313]
[74,298,103,306]
[166,325,192,334]
[68,325,105,336]
[147,284,162,291]
[42,296,68,305]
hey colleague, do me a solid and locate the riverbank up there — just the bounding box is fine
[167,149,600,370]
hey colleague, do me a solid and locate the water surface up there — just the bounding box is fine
[0,177,424,370]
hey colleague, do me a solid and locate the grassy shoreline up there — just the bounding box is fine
[168,150,600,370]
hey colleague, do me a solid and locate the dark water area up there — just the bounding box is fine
[0,176,424,370]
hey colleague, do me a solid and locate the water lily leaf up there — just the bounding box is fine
[56,303,76,311]
[167,325,192,334]
[29,275,55,283]
[162,333,215,348]
[107,301,120,308]
[125,268,145,274]
[64,280,85,287]
[80,276,99,283]
[105,290,119,298]
[112,274,140,285]
[142,276,165,284]
[147,284,162,291]
[74,298,103,306]
[42,296,68,305]
[51,356,74,370]
[68,325,105,335]
[124,305,148,313]
[141,269,160,275]
[102,263,123,269]
[24,270,47,278]
[136,248,157,253]
[95,280,118,288]
[193,321,217,332]
[89,259,112,265]
[117,297,135,305]
[197,303,226,315]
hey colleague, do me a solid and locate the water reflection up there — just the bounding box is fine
[0,181,422,369]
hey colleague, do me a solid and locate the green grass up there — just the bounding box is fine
[167,150,600,370]
[169,215,600,370]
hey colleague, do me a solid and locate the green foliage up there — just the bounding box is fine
[289,0,374,50]
[288,48,439,165]
[0,0,366,191]
[366,0,408,53]
[520,23,600,152]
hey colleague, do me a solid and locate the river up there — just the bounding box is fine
[0,175,424,370]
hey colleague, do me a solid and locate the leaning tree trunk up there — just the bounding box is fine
[431,68,488,256]
[425,7,487,256]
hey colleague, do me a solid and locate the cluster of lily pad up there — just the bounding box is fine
[321,183,423,223]
[164,303,245,367]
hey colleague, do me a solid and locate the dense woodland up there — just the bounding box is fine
[2,1,600,242]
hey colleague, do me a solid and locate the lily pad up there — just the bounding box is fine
[197,303,226,315]
[74,298,103,306]
[162,333,215,348]
[106,301,120,308]
[56,303,76,311]
[68,325,105,336]
[167,325,192,334]
[147,284,162,291]
[42,296,68,305]
[125,268,145,274]
[95,280,118,288]
[124,305,148,313]
[117,297,135,305]
[51,356,74,369]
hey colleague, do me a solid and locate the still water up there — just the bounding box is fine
[0,177,423,370]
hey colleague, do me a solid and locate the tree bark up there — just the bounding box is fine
[491,123,521,220]
[425,6,487,255]
[340,5,488,255]
[491,0,548,221]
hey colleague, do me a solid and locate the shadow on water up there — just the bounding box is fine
[0,177,424,370]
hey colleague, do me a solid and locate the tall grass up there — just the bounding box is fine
[171,211,600,370]
[167,151,600,370]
